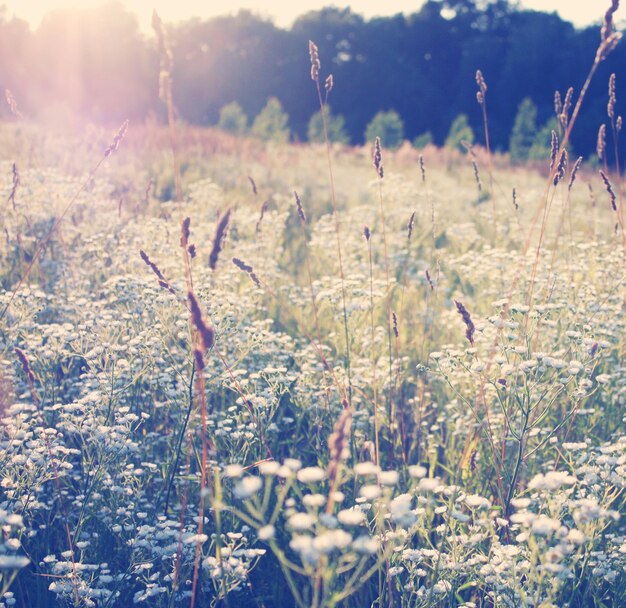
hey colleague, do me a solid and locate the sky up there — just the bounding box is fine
[0,0,619,32]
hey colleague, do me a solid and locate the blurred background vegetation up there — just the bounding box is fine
[0,0,624,159]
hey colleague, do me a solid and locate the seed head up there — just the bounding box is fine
[549,130,559,171]
[373,137,383,179]
[553,150,568,186]
[15,347,35,386]
[599,170,617,211]
[568,156,583,191]
[472,160,482,192]
[294,191,306,222]
[475,70,487,96]
[209,209,231,270]
[325,74,334,95]
[425,269,434,291]
[407,211,415,240]
[248,176,257,195]
[139,250,175,294]
[5,89,22,119]
[309,40,320,82]
[597,124,607,161]
[232,257,261,288]
[180,217,191,248]
[554,90,562,117]
[454,300,475,346]
[188,291,215,353]
[104,120,129,158]
[608,73,616,120]
[419,154,426,183]
[560,87,574,128]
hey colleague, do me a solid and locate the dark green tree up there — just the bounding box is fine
[364,110,404,149]
[445,114,474,152]
[528,118,559,162]
[218,101,248,135]
[509,97,538,163]
[413,132,434,149]
[307,106,350,144]
[252,97,290,143]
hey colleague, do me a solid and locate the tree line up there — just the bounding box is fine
[0,0,624,159]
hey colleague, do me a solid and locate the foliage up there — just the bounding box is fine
[307,106,350,144]
[1,3,626,607]
[412,131,433,149]
[509,97,538,163]
[0,118,624,607]
[218,101,248,135]
[445,113,474,152]
[528,117,559,161]
[1,2,626,155]
[364,110,405,149]
[252,97,290,143]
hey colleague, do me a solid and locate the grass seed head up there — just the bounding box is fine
[104,120,129,158]
[294,191,306,222]
[568,157,583,191]
[209,209,231,270]
[554,90,563,116]
[553,150,568,186]
[608,73,616,119]
[599,170,617,210]
[325,74,334,95]
[549,130,559,171]
[597,124,607,160]
[373,136,383,179]
[5,89,22,119]
[407,211,415,240]
[181,217,191,248]
[188,291,215,352]
[14,347,35,385]
[454,300,475,346]
[309,40,320,82]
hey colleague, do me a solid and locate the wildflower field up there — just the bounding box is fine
[1,8,626,608]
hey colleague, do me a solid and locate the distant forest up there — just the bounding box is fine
[1,0,624,157]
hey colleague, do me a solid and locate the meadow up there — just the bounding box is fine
[0,10,626,608]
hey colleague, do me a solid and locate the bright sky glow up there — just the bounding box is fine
[1,0,620,31]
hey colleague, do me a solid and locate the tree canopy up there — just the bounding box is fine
[0,0,623,157]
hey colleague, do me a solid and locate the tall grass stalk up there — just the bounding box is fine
[309,41,352,407]
[372,137,396,462]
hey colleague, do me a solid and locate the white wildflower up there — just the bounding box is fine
[233,476,263,499]
[297,467,325,484]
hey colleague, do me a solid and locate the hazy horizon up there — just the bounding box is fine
[1,0,621,33]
